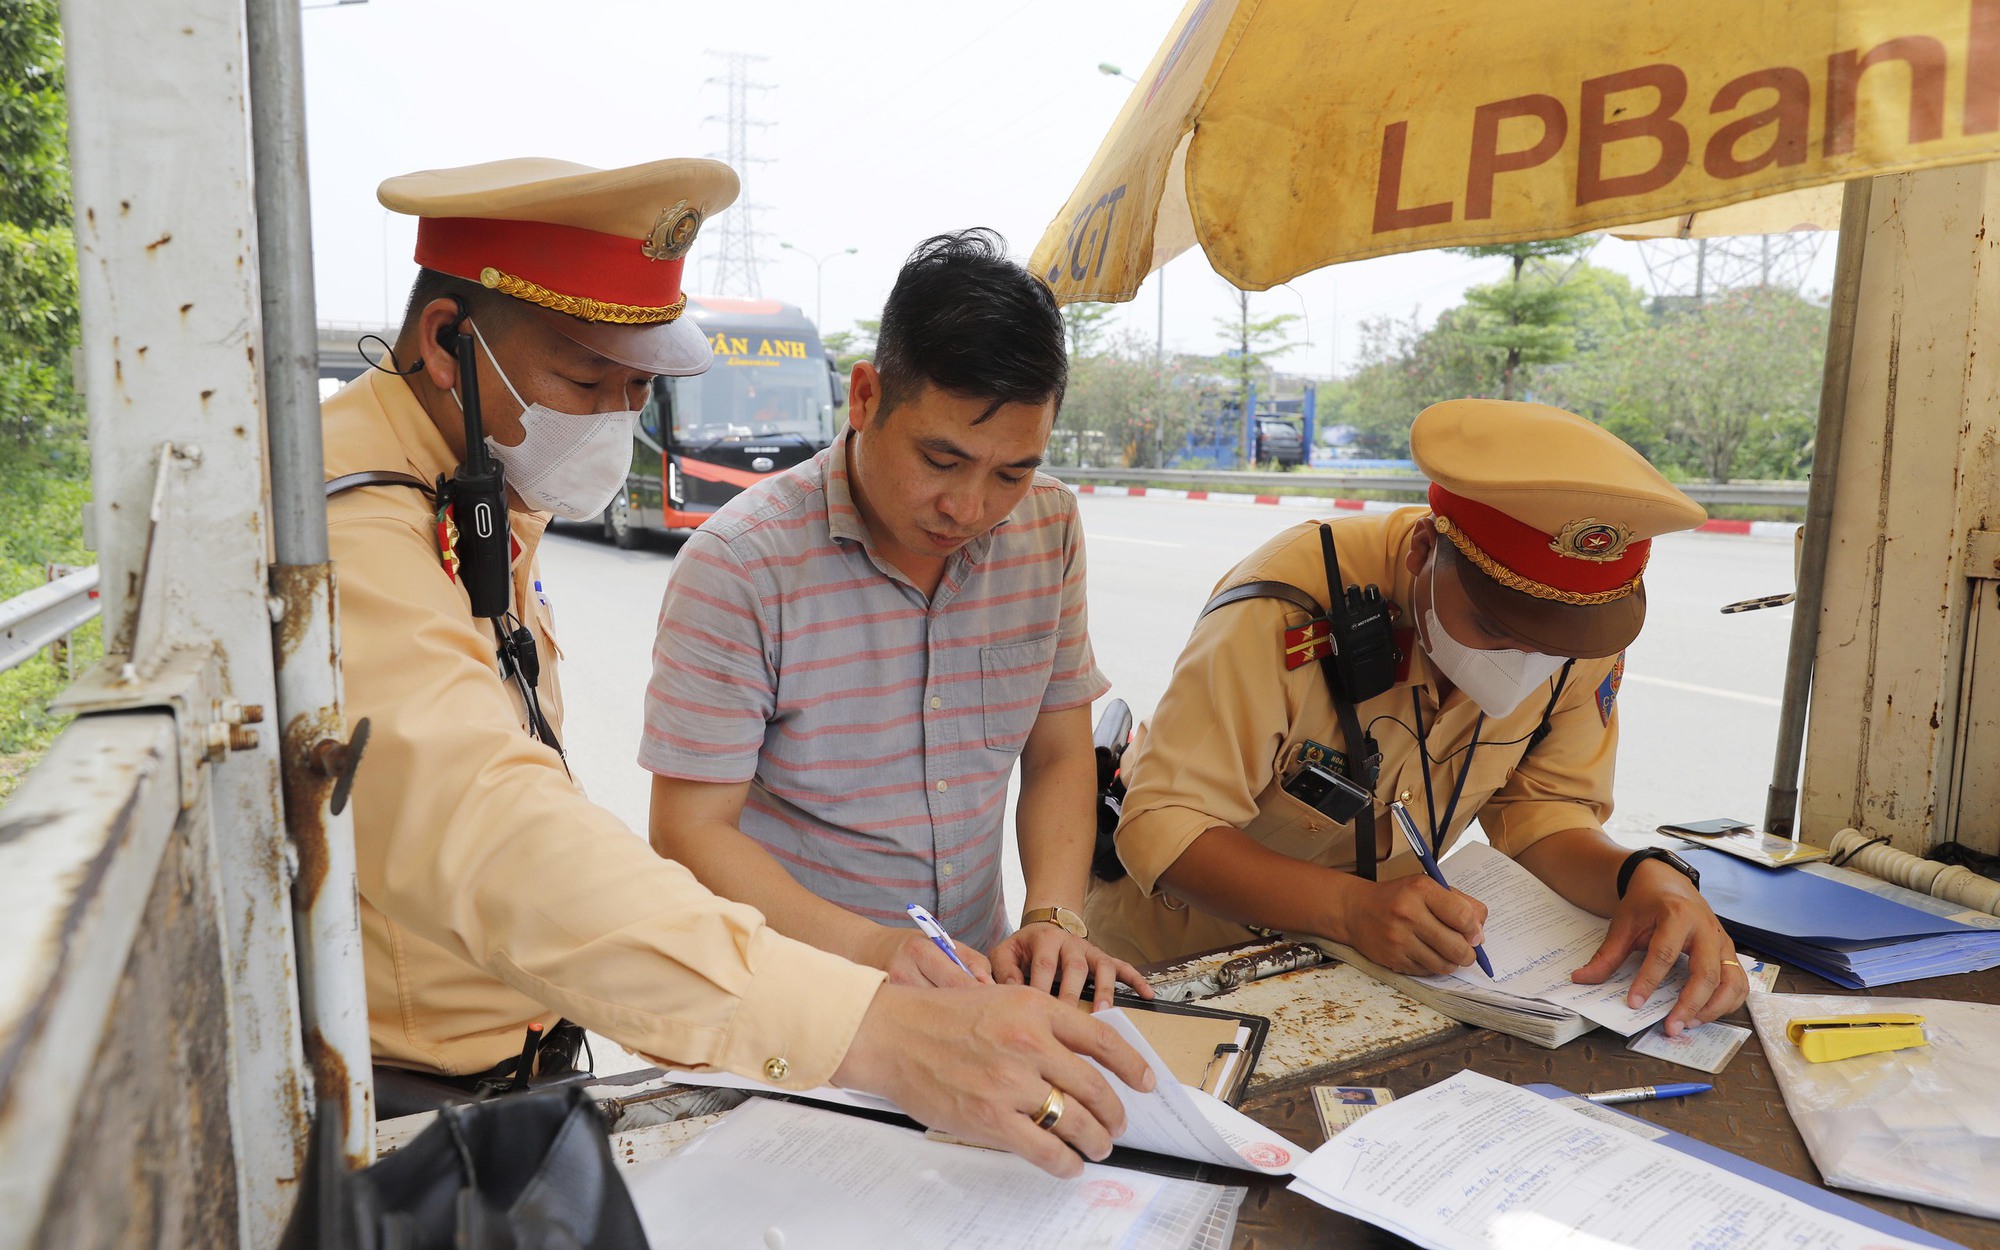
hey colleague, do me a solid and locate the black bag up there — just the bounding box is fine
[281,1087,649,1250]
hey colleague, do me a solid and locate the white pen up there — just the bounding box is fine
[905,903,976,977]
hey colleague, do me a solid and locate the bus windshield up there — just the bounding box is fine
[672,336,834,443]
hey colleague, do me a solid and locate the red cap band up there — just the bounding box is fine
[1428,484,1648,596]
[414,216,684,312]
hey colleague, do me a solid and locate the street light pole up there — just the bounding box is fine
[779,241,858,330]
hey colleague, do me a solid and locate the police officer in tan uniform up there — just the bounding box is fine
[326,156,1150,1175]
[1089,400,1748,1036]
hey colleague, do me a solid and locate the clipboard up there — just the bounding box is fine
[1109,992,1269,1107]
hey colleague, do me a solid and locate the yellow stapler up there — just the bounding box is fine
[1785,1013,1929,1063]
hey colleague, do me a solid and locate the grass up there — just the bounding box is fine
[0,458,97,803]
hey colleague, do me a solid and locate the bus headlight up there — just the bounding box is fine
[668,461,684,510]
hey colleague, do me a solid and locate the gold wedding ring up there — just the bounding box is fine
[1034,1085,1067,1131]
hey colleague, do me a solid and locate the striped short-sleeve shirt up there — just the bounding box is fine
[638,433,1109,951]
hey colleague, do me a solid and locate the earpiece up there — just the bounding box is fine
[435,295,468,353]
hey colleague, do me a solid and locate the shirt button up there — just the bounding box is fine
[935,780,948,793]
[763,1057,789,1082]
[930,696,942,709]
[941,862,954,877]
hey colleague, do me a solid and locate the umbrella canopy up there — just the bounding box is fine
[1032,0,2000,303]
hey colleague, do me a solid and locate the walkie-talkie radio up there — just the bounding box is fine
[442,311,511,620]
[1317,523,1397,705]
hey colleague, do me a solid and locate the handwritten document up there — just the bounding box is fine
[1289,1071,1929,1250]
[1423,843,1686,1035]
[630,1097,1240,1250]
[1087,1010,1303,1174]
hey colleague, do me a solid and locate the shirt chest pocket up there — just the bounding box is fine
[981,633,1059,753]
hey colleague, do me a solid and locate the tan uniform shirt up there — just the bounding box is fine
[1087,509,1622,966]
[325,369,883,1084]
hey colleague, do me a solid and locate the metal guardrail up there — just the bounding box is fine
[1050,467,1811,508]
[0,565,101,675]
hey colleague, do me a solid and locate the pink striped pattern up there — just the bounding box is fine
[639,438,1108,950]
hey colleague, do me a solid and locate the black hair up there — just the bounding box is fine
[397,268,518,340]
[873,229,1067,423]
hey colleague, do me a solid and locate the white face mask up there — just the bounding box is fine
[456,321,641,521]
[1418,553,1567,717]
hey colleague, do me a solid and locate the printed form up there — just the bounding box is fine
[1423,843,1686,1034]
[1288,1070,1930,1250]
[630,1097,1240,1250]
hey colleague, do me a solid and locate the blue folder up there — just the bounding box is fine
[1527,1085,1963,1249]
[1686,849,1979,949]
[1681,848,2000,987]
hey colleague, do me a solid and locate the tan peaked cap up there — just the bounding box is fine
[379,157,739,375]
[1412,399,1707,658]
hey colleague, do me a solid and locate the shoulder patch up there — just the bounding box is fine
[1597,652,1626,726]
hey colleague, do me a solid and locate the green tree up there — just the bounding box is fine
[1056,333,1199,469]
[1448,238,1597,399]
[1534,286,1826,481]
[0,0,93,802]
[1063,301,1117,358]
[823,317,879,374]
[1342,306,1500,457]
[1212,289,1299,445]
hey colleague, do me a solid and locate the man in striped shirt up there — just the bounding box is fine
[641,230,1149,1007]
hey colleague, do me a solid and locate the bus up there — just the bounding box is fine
[597,295,843,547]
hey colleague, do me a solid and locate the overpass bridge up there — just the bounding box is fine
[318,321,394,384]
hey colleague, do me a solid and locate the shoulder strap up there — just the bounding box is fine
[1200,579,1326,622]
[325,470,437,500]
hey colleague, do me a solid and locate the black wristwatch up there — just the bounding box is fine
[1616,848,1700,898]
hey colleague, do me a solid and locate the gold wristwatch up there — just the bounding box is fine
[1020,906,1088,938]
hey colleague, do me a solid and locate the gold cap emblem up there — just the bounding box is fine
[1550,518,1636,562]
[642,199,703,261]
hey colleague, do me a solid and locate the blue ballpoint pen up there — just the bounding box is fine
[905,903,977,977]
[1389,800,1495,978]
[1582,1082,1713,1105]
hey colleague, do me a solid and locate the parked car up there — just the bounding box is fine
[1255,418,1305,468]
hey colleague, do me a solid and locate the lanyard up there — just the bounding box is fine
[1409,687,1482,857]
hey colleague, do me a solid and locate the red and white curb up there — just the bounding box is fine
[1070,483,1798,539]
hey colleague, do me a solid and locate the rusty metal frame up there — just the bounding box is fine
[0,0,320,1242]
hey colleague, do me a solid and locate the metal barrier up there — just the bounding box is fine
[1050,467,1812,509]
[0,565,100,675]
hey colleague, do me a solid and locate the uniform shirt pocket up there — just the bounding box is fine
[981,633,1059,752]
[1248,783,1349,865]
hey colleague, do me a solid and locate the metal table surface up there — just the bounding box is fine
[1222,964,2000,1248]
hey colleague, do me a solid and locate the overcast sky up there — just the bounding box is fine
[298,0,1838,376]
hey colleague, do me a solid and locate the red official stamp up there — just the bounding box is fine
[1239,1141,1292,1169]
[1081,1179,1136,1209]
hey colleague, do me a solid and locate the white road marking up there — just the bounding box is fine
[1087,533,1186,548]
[1622,673,1782,707]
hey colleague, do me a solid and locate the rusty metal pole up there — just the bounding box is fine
[1764,177,1874,839]
[245,0,374,1165]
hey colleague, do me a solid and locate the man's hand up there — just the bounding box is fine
[833,983,1157,1178]
[990,923,1156,1009]
[1570,858,1746,1036]
[1338,874,1488,976]
[864,927,994,989]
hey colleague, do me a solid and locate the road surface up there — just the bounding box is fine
[537,493,1795,921]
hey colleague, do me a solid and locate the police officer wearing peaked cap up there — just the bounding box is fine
[325,155,1152,1177]
[1088,399,1749,1036]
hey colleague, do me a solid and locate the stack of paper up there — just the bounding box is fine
[1288,1070,1952,1250]
[1750,992,2000,1220]
[1308,843,1686,1047]
[654,1008,1305,1176]
[1688,849,2000,987]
